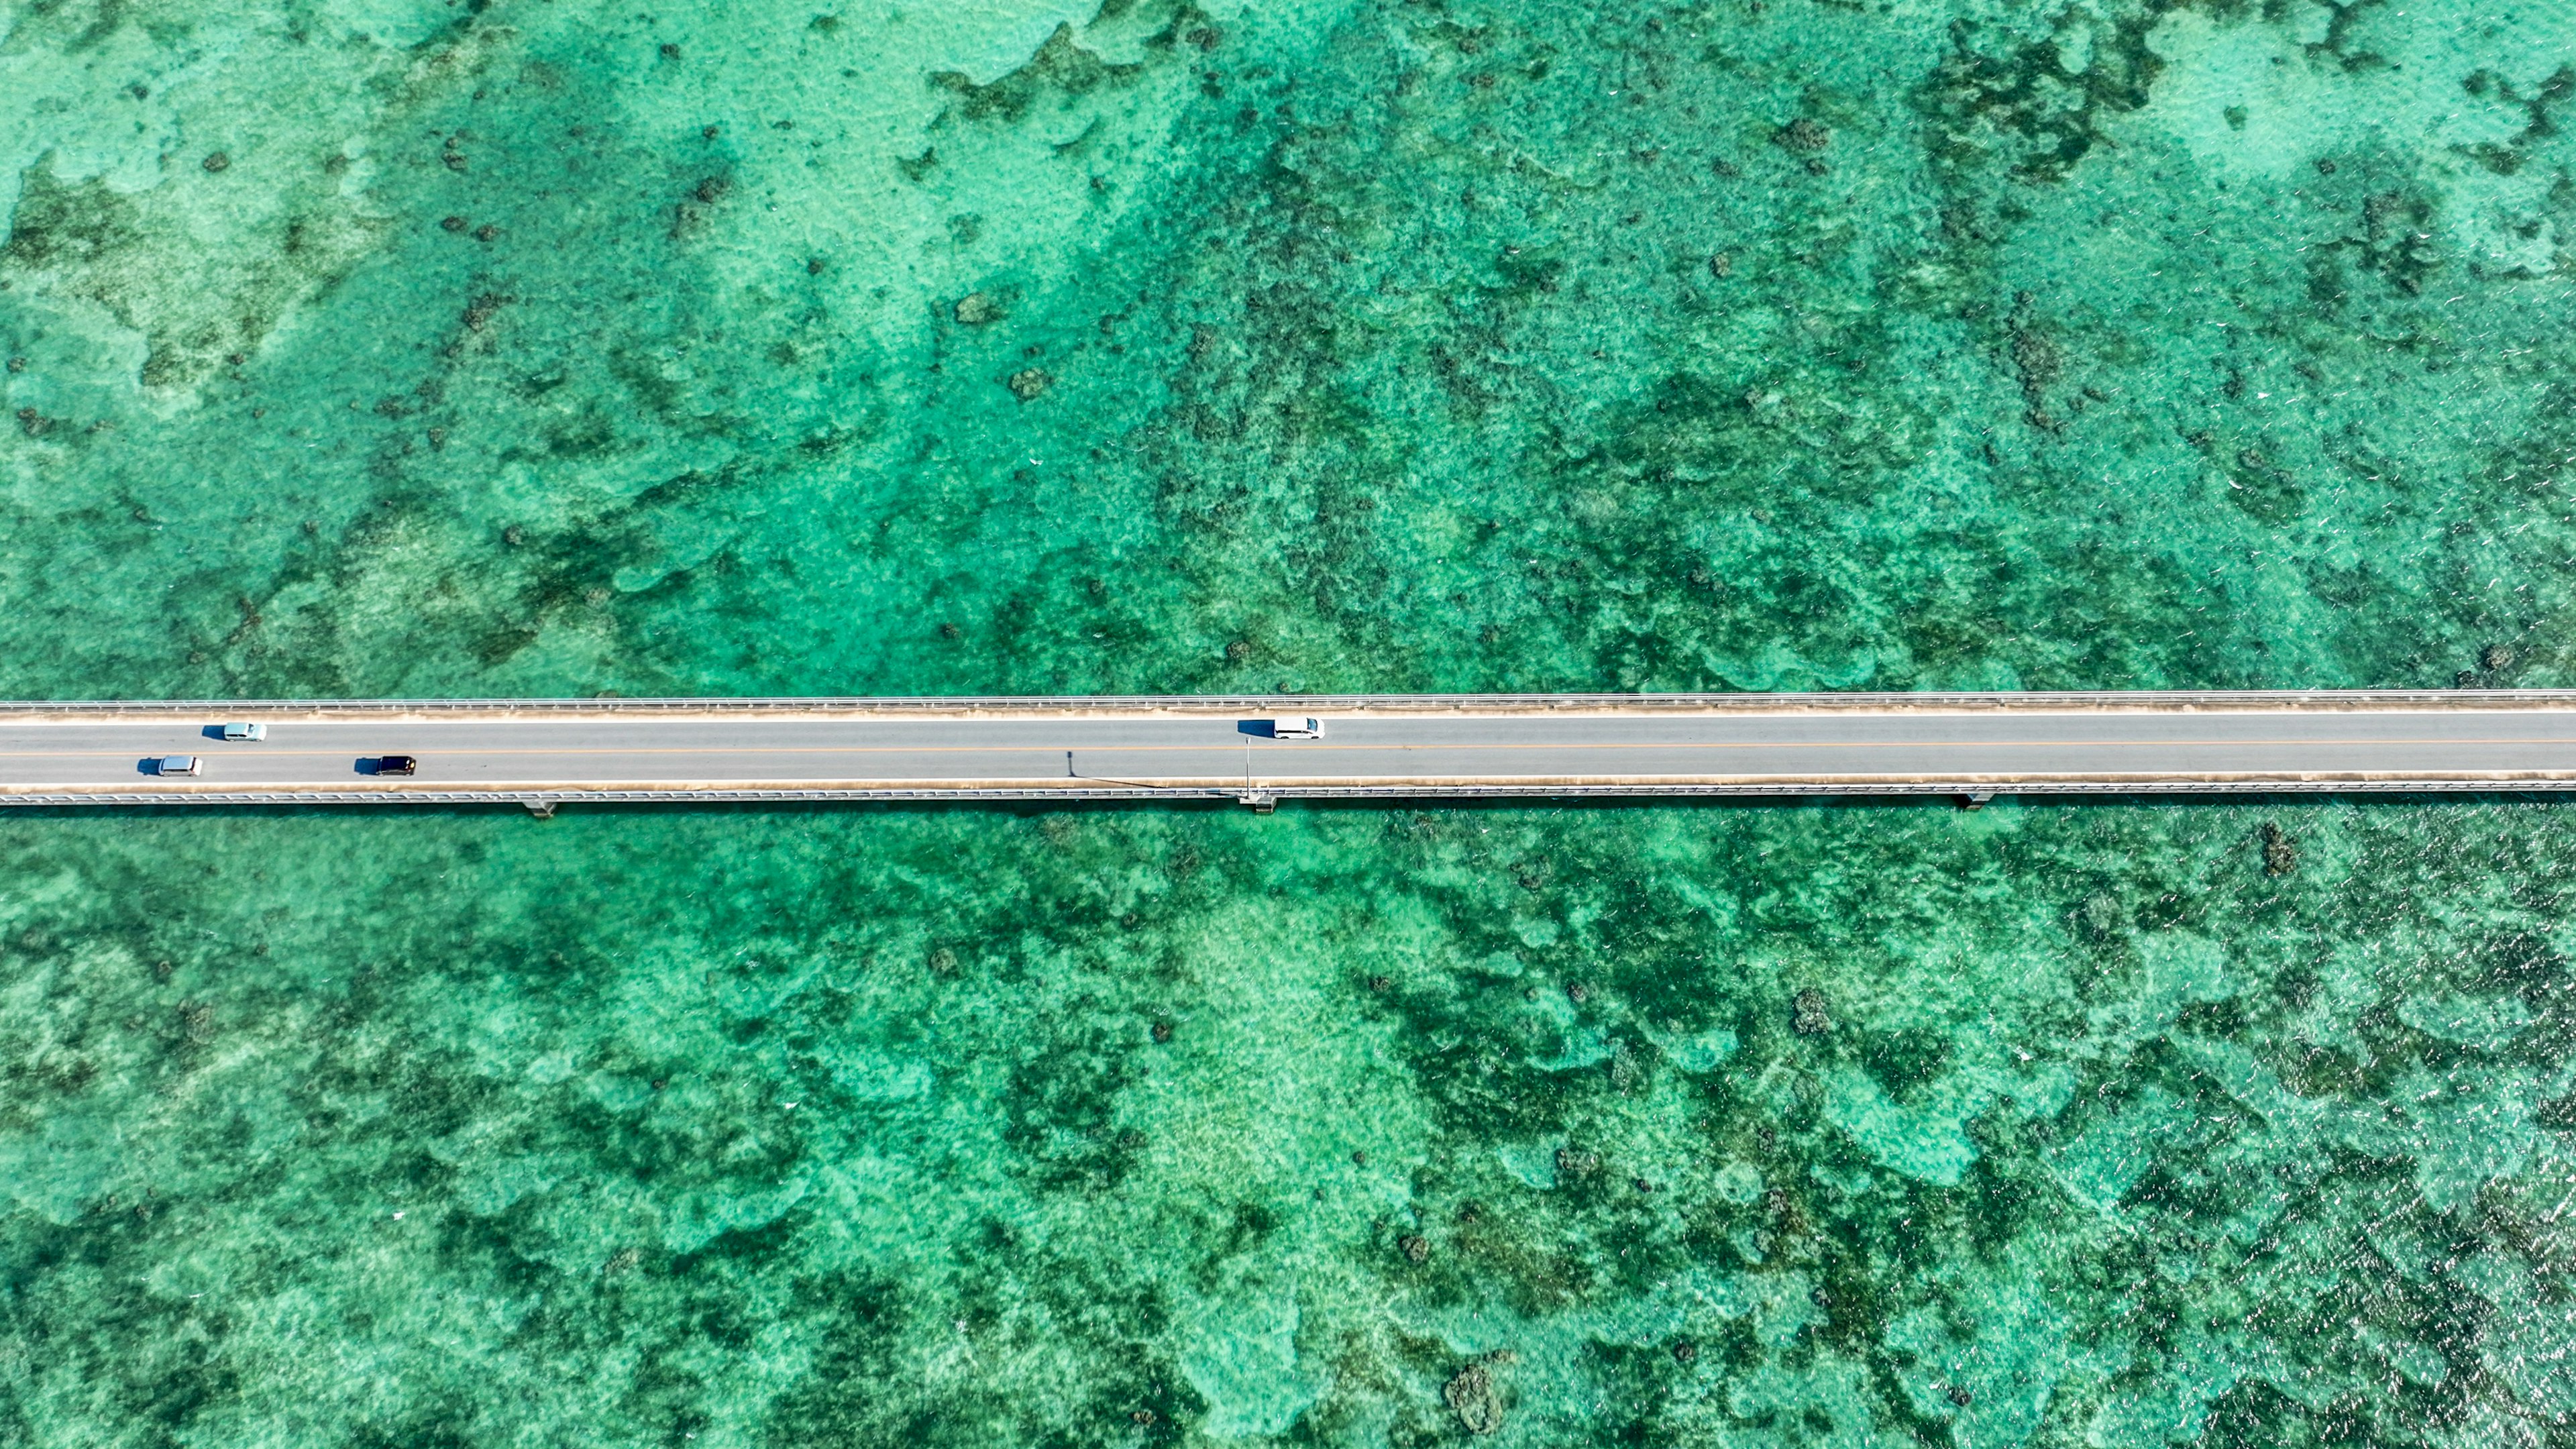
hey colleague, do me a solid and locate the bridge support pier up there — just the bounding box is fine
[523,798,558,818]
[1238,791,1277,814]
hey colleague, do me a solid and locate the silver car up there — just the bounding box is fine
[219,722,266,741]
[158,756,203,776]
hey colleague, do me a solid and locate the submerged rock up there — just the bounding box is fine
[1793,987,1833,1036]
[1444,1362,1505,1435]
[1607,1038,1639,1093]
[954,291,1004,325]
[1774,118,1831,153]
[1006,367,1052,400]
[2261,822,2296,876]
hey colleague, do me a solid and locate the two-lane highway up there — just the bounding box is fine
[7,692,2576,807]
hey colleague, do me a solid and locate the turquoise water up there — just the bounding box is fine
[9,802,2576,1445]
[6,0,2576,1444]
[2,0,2571,696]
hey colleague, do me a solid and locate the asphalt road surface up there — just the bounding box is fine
[8,696,2576,804]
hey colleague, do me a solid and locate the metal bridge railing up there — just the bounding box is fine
[2,778,2569,810]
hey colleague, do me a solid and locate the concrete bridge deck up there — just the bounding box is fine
[8,692,2576,809]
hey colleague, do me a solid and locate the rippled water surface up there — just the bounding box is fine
[4,0,2576,1444]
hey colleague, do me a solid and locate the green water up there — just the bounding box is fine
[6,0,2576,1443]
[8,804,2576,1446]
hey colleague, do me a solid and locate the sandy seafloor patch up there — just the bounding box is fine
[3,0,2576,1444]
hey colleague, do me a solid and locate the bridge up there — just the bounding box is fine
[6,691,2576,811]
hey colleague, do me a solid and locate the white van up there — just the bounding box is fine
[158,756,203,776]
[1269,716,1324,740]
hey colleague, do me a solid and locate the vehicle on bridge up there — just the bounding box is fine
[157,755,202,776]
[1269,715,1324,739]
[368,755,419,776]
[220,722,266,741]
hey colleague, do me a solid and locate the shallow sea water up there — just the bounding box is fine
[9,802,2576,1447]
[5,0,2576,1444]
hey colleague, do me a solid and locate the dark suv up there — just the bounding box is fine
[369,755,419,776]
